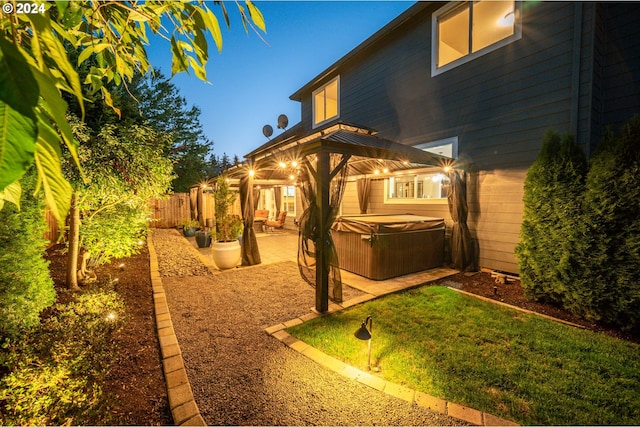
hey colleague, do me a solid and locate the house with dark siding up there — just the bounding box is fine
[244,1,640,274]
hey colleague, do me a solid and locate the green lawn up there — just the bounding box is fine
[286,286,640,425]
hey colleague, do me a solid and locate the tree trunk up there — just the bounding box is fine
[66,193,80,291]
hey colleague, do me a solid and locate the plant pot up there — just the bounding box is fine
[195,231,211,248]
[212,240,241,270]
[183,226,197,237]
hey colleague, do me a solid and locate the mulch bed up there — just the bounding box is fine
[46,244,172,426]
[438,271,639,343]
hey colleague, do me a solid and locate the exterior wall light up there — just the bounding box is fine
[354,315,373,370]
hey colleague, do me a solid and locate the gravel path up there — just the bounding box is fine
[152,229,462,426]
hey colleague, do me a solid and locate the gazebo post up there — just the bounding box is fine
[315,149,330,312]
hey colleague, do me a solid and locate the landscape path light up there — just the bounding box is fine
[354,315,373,370]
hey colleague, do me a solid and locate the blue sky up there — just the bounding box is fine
[146,1,413,160]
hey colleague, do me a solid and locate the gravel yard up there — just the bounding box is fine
[151,229,462,426]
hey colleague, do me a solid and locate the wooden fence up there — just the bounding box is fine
[44,209,61,247]
[149,191,230,228]
[43,190,244,246]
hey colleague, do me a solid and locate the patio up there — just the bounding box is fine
[186,227,458,299]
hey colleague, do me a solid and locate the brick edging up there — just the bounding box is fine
[147,230,207,426]
[265,309,519,427]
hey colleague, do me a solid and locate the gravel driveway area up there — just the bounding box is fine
[152,229,462,426]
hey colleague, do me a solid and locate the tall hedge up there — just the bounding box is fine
[515,130,587,305]
[576,117,640,331]
[0,169,56,340]
[518,119,640,334]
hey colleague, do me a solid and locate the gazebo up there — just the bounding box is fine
[226,122,473,313]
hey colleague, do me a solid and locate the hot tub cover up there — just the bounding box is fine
[332,214,445,234]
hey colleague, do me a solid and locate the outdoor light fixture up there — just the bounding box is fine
[119,263,125,271]
[354,315,373,370]
[248,169,255,177]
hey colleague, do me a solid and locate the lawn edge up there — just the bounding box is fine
[265,294,520,427]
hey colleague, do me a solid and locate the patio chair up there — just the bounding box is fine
[265,211,287,232]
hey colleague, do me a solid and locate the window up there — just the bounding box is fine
[385,172,450,203]
[313,76,339,127]
[414,136,458,159]
[432,1,521,76]
[282,186,296,214]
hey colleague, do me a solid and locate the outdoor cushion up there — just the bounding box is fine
[254,210,269,221]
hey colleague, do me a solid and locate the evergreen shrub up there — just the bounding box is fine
[0,169,55,340]
[578,116,640,332]
[515,130,587,305]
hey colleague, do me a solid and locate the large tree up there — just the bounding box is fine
[0,0,265,225]
[113,71,212,192]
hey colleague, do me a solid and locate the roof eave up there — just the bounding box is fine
[289,1,431,101]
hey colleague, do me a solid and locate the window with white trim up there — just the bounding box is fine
[385,172,450,203]
[383,137,457,204]
[432,1,521,76]
[312,76,339,127]
[283,185,296,215]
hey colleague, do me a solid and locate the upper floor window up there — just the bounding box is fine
[432,1,521,76]
[313,76,340,127]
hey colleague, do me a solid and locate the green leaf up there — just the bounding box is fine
[0,100,37,190]
[0,180,22,211]
[29,65,82,173]
[100,87,121,118]
[61,1,83,29]
[246,1,266,33]
[28,14,85,120]
[187,56,207,81]
[205,9,223,53]
[170,35,188,75]
[34,117,72,227]
[0,35,39,120]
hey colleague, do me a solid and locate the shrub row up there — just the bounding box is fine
[516,117,640,333]
[0,169,55,340]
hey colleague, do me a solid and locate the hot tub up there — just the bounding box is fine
[331,214,445,280]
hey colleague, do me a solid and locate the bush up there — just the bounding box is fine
[577,116,640,331]
[80,204,149,269]
[0,286,125,425]
[0,169,55,340]
[515,130,587,305]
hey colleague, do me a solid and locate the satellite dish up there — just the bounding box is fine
[277,114,289,129]
[262,124,273,138]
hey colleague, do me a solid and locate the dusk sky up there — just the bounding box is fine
[146,1,413,160]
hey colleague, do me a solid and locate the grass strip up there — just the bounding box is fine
[286,285,640,425]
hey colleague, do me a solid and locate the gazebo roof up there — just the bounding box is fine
[228,122,452,181]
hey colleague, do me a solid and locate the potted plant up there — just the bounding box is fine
[211,175,243,269]
[195,229,212,248]
[180,219,199,237]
